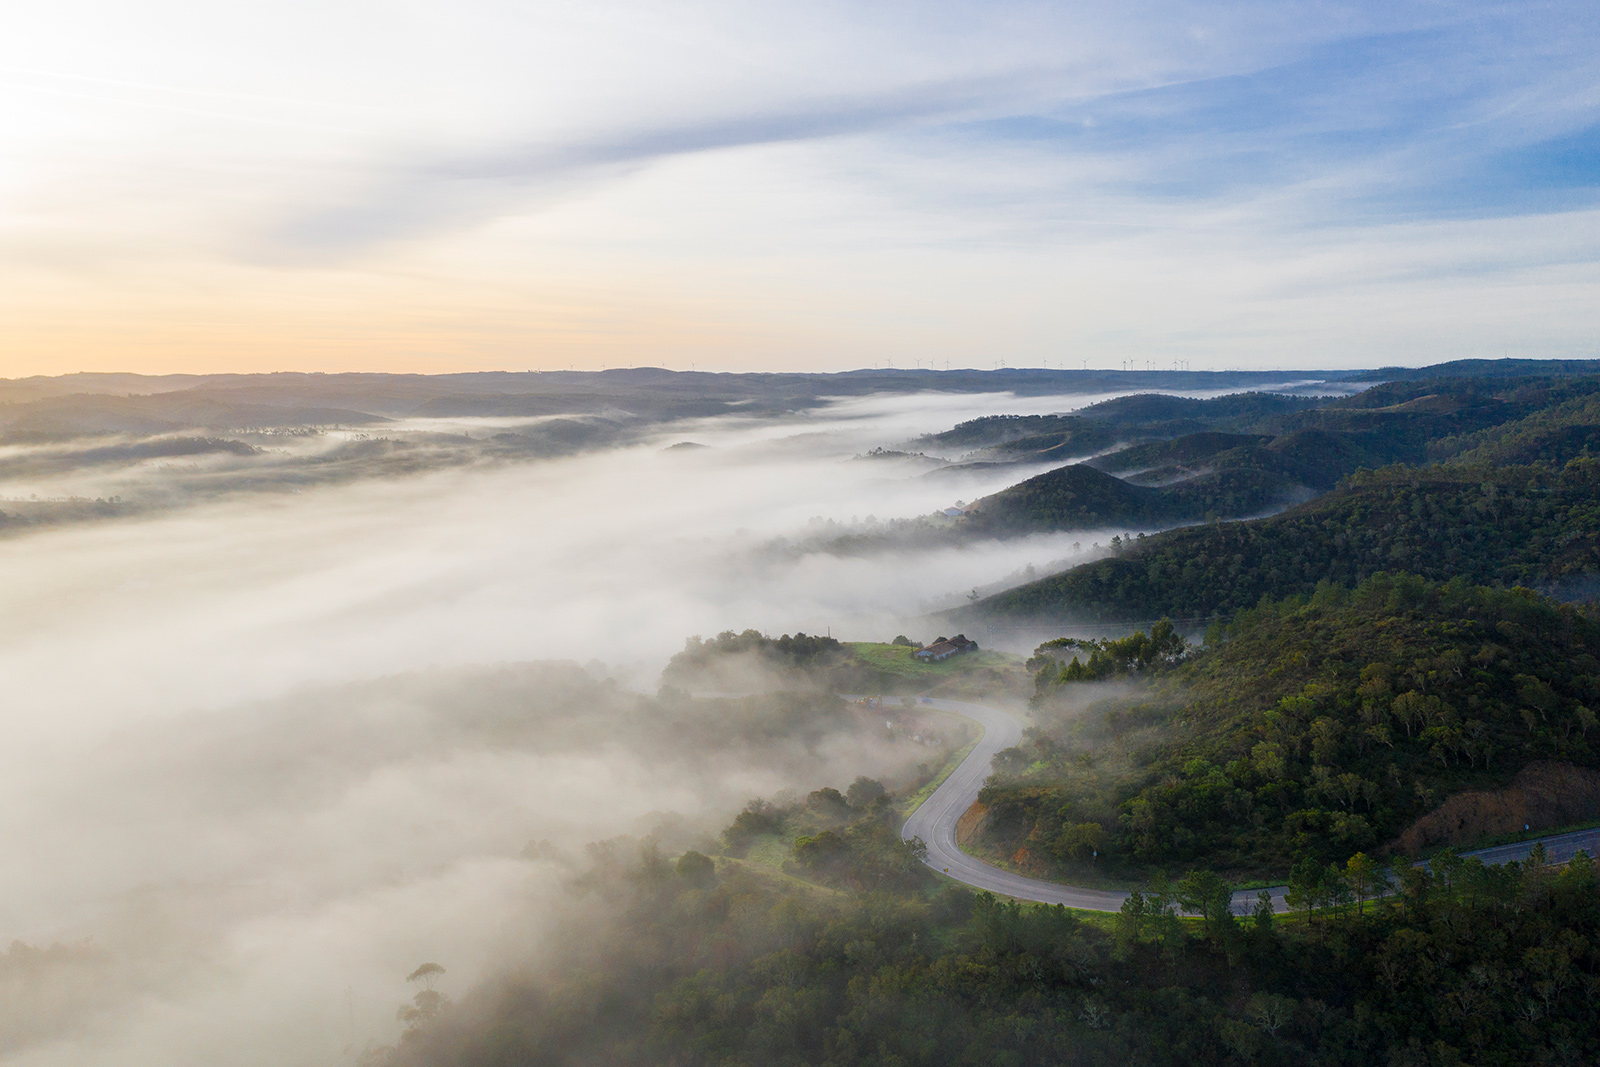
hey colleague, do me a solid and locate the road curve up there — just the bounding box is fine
[901,697,1600,914]
[899,697,1130,911]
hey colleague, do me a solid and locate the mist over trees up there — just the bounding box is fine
[378,795,1600,1066]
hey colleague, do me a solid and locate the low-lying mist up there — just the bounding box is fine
[0,385,1244,1064]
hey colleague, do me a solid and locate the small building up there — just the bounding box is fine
[914,634,978,662]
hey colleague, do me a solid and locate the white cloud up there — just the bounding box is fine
[0,1,1596,370]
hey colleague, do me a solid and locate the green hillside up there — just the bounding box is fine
[971,459,1600,626]
[977,576,1600,880]
[962,462,1307,534]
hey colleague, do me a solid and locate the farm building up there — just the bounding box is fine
[914,634,978,662]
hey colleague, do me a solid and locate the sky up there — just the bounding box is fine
[1,0,1597,375]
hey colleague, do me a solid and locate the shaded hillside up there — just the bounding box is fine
[1086,432,1269,474]
[938,377,1587,538]
[970,460,1600,625]
[962,465,1162,528]
[1255,429,1419,490]
[1346,357,1600,382]
[959,424,1122,462]
[922,392,1327,460]
[917,414,1112,451]
[1276,374,1600,460]
[965,375,1600,622]
[1085,429,1412,493]
[959,463,1305,535]
[1073,390,1324,426]
[1429,384,1600,468]
[978,576,1600,877]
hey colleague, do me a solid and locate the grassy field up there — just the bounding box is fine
[846,642,1032,699]
[848,641,1019,677]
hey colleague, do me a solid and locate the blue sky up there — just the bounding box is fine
[0,0,1595,373]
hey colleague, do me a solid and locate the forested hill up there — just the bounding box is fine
[979,576,1600,881]
[966,373,1600,624]
[972,460,1600,625]
[913,392,1325,453]
[943,374,1600,539]
[956,463,1294,534]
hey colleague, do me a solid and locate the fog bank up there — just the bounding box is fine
[0,386,1265,1064]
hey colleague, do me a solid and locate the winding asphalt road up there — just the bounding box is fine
[900,697,1600,914]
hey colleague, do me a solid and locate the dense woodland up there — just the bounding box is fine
[971,375,1600,622]
[981,577,1600,878]
[977,461,1600,624]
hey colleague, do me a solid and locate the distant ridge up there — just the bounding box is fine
[1347,358,1600,382]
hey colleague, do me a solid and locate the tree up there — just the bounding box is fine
[1252,889,1276,949]
[677,850,716,888]
[1246,993,1295,1038]
[1176,869,1237,944]
[1323,863,1353,924]
[905,835,928,863]
[1052,822,1106,863]
[1144,872,1184,957]
[1285,856,1324,929]
[1116,889,1146,952]
[406,962,445,989]
[846,776,887,809]
[1345,852,1391,915]
[398,963,449,1032]
[806,786,852,822]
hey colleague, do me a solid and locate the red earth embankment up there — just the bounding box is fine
[956,802,989,847]
[1393,761,1600,854]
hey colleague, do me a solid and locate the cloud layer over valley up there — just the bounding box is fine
[0,382,1235,1064]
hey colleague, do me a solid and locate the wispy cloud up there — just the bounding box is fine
[1,0,1597,372]
[249,3,1600,264]
[257,74,1028,258]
